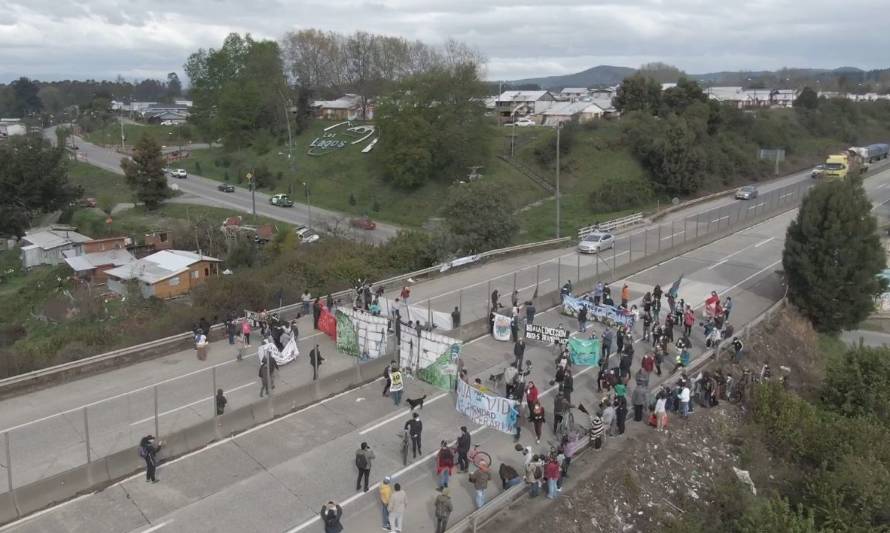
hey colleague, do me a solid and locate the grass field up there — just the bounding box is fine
[181,120,549,228]
[84,122,193,148]
[66,160,133,206]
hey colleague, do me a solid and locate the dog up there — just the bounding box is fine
[406,395,427,411]
[488,370,506,386]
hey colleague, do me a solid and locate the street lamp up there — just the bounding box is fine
[303,182,312,231]
[555,122,562,239]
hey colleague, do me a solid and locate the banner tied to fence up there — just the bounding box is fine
[335,308,388,359]
[456,378,518,434]
[524,323,569,344]
[568,337,601,366]
[492,313,513,341]
[561,295,635,328]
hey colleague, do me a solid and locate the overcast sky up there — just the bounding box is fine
[2,0,889,83]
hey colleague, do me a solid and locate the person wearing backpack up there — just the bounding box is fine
[434,487,453,533]
[355,442,375,492]
[138,435,162,483]
[525,455,544,497]
[435,440,454,489]
[320,501,343,533]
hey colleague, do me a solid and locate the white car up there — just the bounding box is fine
[295,225,320,244]
[577,231,615,254]
[170,168,188,179]
[504,118,536,127]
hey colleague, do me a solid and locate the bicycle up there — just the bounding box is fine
[467,444,491,468]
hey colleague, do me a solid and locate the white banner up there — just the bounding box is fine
[380,297,454,331]
[455,378,518,434]
[337,308,388,359]
[400,328,461,372]
[492,313,513,342]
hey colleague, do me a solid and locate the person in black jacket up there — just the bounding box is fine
[513,339,526,367]
[139,435,162,483]
[259,353,279,397]
[456,426,471,472]
[309,344,323,380]
[320,501,343,533]
[404,413,423,459]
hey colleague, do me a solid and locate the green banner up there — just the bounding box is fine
[569,337,601,366]
[417,343,460,391]
[335,309,359,356]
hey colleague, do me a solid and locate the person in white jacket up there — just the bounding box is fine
[387,483,408,532]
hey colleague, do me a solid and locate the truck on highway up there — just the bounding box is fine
[823,148,871,180]
[866,143,889,162]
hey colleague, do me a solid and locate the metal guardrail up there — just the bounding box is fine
[577,212,643,238]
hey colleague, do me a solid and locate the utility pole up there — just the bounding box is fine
[247,172,256,224]
[556,123,561,239]
[303,182,312,230]
[119,115,125,151]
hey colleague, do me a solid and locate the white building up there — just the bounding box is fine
[560,88,590,100]
[0,119,26,140]
[20,226,93,269]
[311,94,374,121]
[538,101,605,126]
[495,91,557,123]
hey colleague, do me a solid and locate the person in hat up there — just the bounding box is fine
[378,476,393,530]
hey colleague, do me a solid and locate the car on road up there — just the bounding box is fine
[577,231,615,254]
[269,193,294,207]
[295,225,320,244]
[504,118,536,127]
[350,217,377,230]
[170,168,188,179]
[217,183,235,193]
[811,164,825,179]
[735,185,759,200]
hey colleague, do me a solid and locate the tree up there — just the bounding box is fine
[0,136,80,237]
[821,345,890,423]
[638,62,685,83]
[614,74,662,114]
[662,77,707,114]
[166,72,182,98]
[121,136,170,210]
[794,86,819,110]
[9,77,42,117]
[782,179,886,333]
[440,181,518,254]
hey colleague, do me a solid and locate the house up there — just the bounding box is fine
[142,104,190,124]
[104,250,221,299]
[82,236,129,254]
[538,101,605,126]
[20,226,93,269]
[311,94,374,121]
[495,91,557,124]
[0,119,26,140]
[560,88,590,100]
[705,87,773,109]
[63,249,135,284]
[769,89,797,108]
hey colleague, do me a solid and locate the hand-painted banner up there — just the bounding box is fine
[561,295,635,328]
[456,378,518,434]
[525,323,569,344]
[400,329,461,391]
[492,313,513,342]
[336,308,388,359]
[568,337,601,366]
[318,306,337,340]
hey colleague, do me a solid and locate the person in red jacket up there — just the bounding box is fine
[544,455,561,499]
[683,305,695,337]
[641,352,655,374]
[436,441,454,489]
[525,381,539,413]
[530,402,546,443]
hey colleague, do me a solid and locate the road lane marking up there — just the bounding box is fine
[129,382,254,426]
[660,230,685,241]
[747,202,765,210]
[134,521,172,533]
[710,215,729,224]
[779,192,793,200]
[754,237,775,248]
[357,392,449,435]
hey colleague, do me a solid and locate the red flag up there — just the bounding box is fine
[318,306,337,339]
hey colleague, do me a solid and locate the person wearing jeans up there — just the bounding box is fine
[469,465,491,509]
[378,477,392,530]
[387,483,407,532]
[679,385,691,418]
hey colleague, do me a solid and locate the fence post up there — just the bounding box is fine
[212,366,218,417]
[487,280,492,315]
[644,228,648,256]
[535,264,540,294]
[557,257,561,293]
[153,385,159,438]
[427,299,432,327]
[576,254,581,283]
[458,289,463,335]
[83,407,91,464]
[4,432,12,494]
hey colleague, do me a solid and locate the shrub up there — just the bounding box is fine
[588,175,654,213]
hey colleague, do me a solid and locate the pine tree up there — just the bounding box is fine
[121,136,170,210]
[782,179,886,333]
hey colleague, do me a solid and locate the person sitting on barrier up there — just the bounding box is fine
[499,462,523,490]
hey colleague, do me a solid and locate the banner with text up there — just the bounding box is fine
[336,308,388,359]
[492,313,513,342]
[568,337,601,366]
[456,378,518,434]
[561,295,635,328]
[524,323,569,345]
[400,328,462,390]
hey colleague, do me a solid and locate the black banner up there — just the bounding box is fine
[524,323,569,344]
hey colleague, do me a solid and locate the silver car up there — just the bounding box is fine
[577,231,615,254]
[735,185,758,200]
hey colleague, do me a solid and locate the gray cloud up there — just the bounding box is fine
[0,0,888,83]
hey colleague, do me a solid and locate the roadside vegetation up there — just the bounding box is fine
[83,122,195,149]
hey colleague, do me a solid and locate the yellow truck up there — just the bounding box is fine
[823,149,870,180]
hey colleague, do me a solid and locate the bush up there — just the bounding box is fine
[194,161,202,174]
[348,193,357,206]
[588,175,654,213]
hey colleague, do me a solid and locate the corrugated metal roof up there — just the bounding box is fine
[497,91,552,102]
[540,101,604,116]
[22,229,92,250]
[105,250,219,284]
[64,250,135,272]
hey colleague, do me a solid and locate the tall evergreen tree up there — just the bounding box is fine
[121,136,169,210]
[782,179,886,333]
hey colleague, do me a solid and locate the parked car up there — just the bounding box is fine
[504,118,536,127]
[74,197,97,208]
[577,231,615,254]
[735,185,759,200]
[171,168,188,179]
[811,164,826,179]
[350,217,377,230]
[295,225,320,244]
[217,183,235,193]
[269,193,294,207]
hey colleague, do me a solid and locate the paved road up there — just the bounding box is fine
[841,329,890,347]
[12,164,890,532]
[46,127,400,243]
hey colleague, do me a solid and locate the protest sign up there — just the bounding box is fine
[568,337,601,366]
[456,378,518,434]
[401,329,461,391]
[524,323,569,344]
[561,295,635,328]
[335,308,388,359]
[492,313,513,341]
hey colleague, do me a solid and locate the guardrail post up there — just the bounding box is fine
[153,385,159,438]
[657,225,662,251]
[211,366,218,417]
[83,407,91,463]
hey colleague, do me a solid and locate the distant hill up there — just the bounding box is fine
[509,65,635,90]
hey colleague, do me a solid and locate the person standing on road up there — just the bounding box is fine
[544,455,561,499]
[301,290,312,317]
[652,284,663,317]
[434,487,453,533]
[225,317,236,345]
[621,284,630,308]
[435,440,454,489]
[312,297,322,330]
[491,289,500,310]
[355,442,375,492]
[405,413,423,459]
[525,300,536,324]
[504,363,519,399]
[309,344,323,381]
[320,501,343,533]
[241,318,251,346]
[457,426,471,473]
[468,463,491,509]
[683,305,695,338]
[382,361,393,397]
[525,381,539,413]
[654,391,668,431]
[387,483,408,533]
[513,339,526,367]
[379,477,393,530]
[679,384,691,418]
[451,306,461,328]
[390,368,404,406]
[215,389,227,415]
[531,401,546,443]
[602,327,613,360]
[632,385,647,422]
[259,352,279,397]
[577,305,588,332]
[594,281,604,305]
[723,297,733,320]
[139,435,162,483]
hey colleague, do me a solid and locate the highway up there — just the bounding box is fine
[3,165,889,533]
[45,127,401,243]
